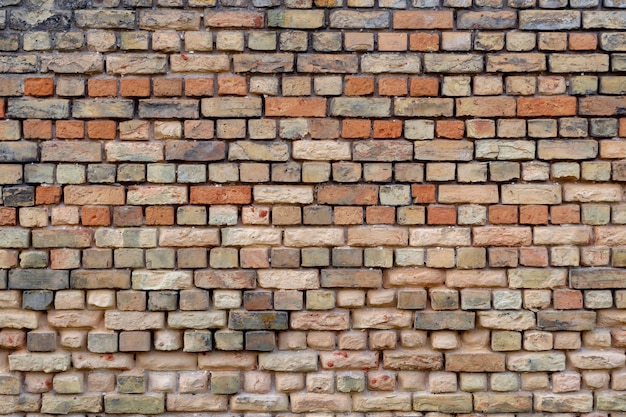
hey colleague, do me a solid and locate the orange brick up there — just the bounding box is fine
[145,206,175,225]
[410,77,439,97]
[409,33,439,52]
[553,289,583,310]
[517,96,577,117]
[378,33,407,51]
[36,186,62,205]
[265,98,326,117]
[436,120,465,139]
[489,205,518,224]
[520,205,548,225]
[0,208,16,226]
[120,78,151,97]
[88,121,117,140]
[81,206,111,226]
[185,78,214,97]
[550,205,580,224]
[24,78,54,97]
[378,77,408,96]
[568,33,597,51]
[620,118,626,138]
[88,79,117,97]
[218,76,247,96]
[394,11,453,29]
[23,119,52,139]
[373,120,402,139]
[56,121,85,139]
[0,99,4,118]
[190,186,252,205]
[345,76,375,96]
[519,247,548,267]
[366,206,395,224]
[342,119,371,139]
[427,205,456,225]
[334,207,364,225]
[411,184,436,203]
[154,78,183,97]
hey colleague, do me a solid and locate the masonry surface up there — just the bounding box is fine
[0,0,626,415]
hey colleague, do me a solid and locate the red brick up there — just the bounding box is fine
[410,77,439,97]
[0,208,16,226]
[56,121,85,139]
[265,98,327,117]
[378,77,408,96]
[519,247,548,267]
[24,78,54,96]
[517,97,577,117]
[366,206,395,224]
[36,186,62,205]
[88,121,117,140]
[154,78,183,97]
[520,205,548,225]
[427,205,456,225]
[185,78,214,97]
[550,205,580,224]
[190,186,252,205]
[0,99,4,118]
[82,206,111,226]
[145,206,175,225]
[411,185,436,203]
[218,76,247,96]
[489,205,518,224]
[373,121,402,139]
[436,120,465,139]
[568,33,597,51]
[345,76,375,96]
[409,33,439,52]
[88,79,117,97]
[620,118,626,138]
[553,289,583,310]
[23,119,52,139]
[120,78,151,97]
[342,119,371,139]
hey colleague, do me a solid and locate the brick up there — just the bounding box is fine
[518,96,577,117]
[331,97,391,117]
[172,55,230,73]
[474,393,533,413]
[394,11,453,29]
[266,97,326,117]
[362,53,421,74]
[268,10,325,29]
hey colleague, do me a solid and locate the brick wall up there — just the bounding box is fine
[1,0,626,414]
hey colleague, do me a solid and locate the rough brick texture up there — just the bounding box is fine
[1,0,626,415]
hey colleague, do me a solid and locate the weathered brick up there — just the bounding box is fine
[205,11,264,28]
[41,53,103,74]
[394,11,453,29]
[107,54,167,75]
[519,10,580,30]
[233,54,294,73]
[361,54,421,74]
[139,10,201,30]
[424,54,483,73]
[290,311,349,330]
[537,311,596,330]
[268,10,325,29]
[474,393,533,413]
[331,98,391,117]
[7,98,69,119]
[171,55,230,73]
[9,10,72,31]
[105,394,164,414]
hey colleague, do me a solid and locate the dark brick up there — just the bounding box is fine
[228,311,288,330]
[27,331,57,352]
[9,10,72,31]
[537,311,596,331]
[9,269,69,290]
[3,185,35,207]
[148,291,178,311]
[245,331,275,351]
[0,143,38,163]
[22,290,54,310]
[165,141,226,162]
[414,311,475,330]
